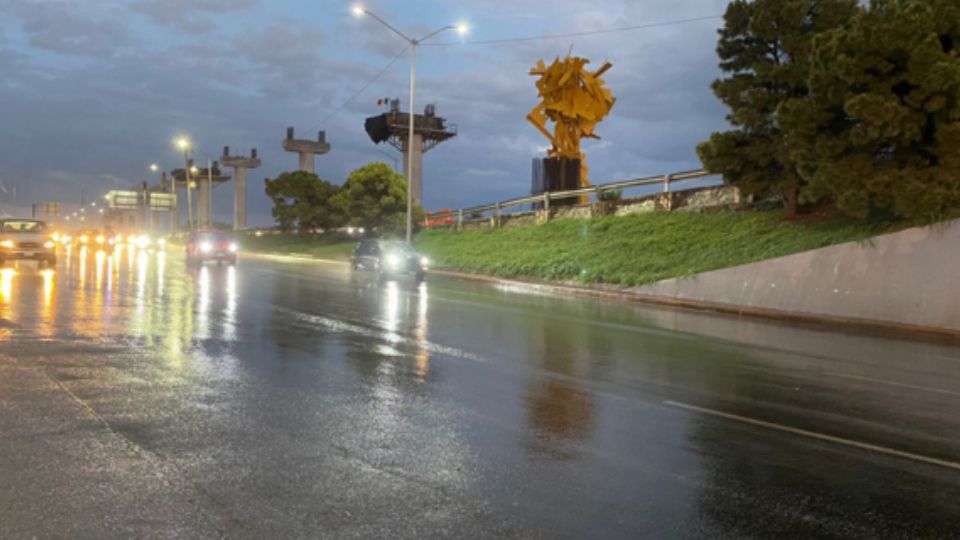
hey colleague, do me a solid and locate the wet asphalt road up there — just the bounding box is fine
[1,245,959,538]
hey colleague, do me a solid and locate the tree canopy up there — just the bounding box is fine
[263,171,339,231]
[780,0,960,221]
[697,0,860,214]
[332,162,423,235]
[263,162,422,235]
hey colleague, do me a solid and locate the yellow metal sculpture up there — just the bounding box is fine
[527,55,616,191]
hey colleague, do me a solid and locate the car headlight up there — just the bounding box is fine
[420,256,430,267]
[137,235,150,248]
[199,241,213,253]
[0,240,13,249]
[44,241,55,249]
[79,235,89,244]
[385,254,401,268]
[96,235,106,244]
[228,243,239,252]
[158,238,166,246]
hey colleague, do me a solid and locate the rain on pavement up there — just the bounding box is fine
[1,245,959,538]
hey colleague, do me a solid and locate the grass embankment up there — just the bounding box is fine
[414,211,896,287]
[239,233,356,260]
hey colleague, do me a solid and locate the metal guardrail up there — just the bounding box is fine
[425,169,718,227]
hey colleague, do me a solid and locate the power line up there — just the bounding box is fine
[310,44,411,131]
[307,15,721,129]
[423,15,722,46]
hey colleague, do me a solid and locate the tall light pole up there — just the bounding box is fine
[175,137,193,231]
[352,5,468,243]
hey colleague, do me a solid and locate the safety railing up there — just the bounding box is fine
[425,169,720,228]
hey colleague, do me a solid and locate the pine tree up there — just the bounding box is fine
[780,0,960,221]
[698,0,858,215]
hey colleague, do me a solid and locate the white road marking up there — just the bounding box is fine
[663,400,960,472]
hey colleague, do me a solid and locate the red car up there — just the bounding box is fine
[186,229,238,265]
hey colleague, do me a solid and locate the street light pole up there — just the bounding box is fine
[407,42,415,243]
[184,148,193,231]
[352,6,468,243]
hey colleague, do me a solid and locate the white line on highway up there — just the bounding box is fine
[663,400,960,472]
[823,372,960,397]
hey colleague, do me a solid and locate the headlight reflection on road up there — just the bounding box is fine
[136,251,149,301]
[40,269,56,338]
[157,251,165,297]
[95,249,106,290]
[196,266,210,340]
[222,265,238,341]
[414,281,430,379]
[78,247,87,288]
[41,269,55,307]
[382,280,400,335]
[0,268,16,303]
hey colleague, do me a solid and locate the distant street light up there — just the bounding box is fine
[352,5,468,243]
[174,136,194,230]
[150,163,159,173]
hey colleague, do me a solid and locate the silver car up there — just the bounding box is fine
[0,219,56,267]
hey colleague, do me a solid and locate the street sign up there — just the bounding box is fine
[149,193,175,211]
[41,202,60,217]
[106,190,139,210]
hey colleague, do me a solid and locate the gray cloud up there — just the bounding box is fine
[132,0,258,33]
[4,0,133,57]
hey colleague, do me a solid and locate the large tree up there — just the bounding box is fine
[697,0,858,214]
[263,171,340,231]
[332,162,423,235]
[780,0,960,221]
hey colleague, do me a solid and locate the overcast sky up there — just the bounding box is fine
[0,0,730,225]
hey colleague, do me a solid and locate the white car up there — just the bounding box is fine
[0,219,56,267]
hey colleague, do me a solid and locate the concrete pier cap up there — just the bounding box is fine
[282,127,331,174]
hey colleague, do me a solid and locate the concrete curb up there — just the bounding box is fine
[241,250,960,342]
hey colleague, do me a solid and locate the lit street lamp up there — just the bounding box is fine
[352,5,468,243]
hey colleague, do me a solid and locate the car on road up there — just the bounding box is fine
[0,219,57,267]
[73,229,108,248]
[186,229,238,265]
[351,239,429,281]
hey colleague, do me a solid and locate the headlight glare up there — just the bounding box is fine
[385,253,401,268]
[199,241,213,253]
[0,240,13,249]
[44,241,55,249]
[228,243,239,252]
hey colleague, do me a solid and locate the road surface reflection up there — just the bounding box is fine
[1,249,960,536]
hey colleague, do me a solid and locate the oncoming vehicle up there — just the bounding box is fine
[73,229,107,248]
[0,219,56,267]
[351,239,429,281]
[186,229,238,266]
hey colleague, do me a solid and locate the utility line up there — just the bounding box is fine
[423,15,722,46]
[309,14,721,128]
[310,44,411,131]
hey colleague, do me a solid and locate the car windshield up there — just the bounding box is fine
[1,221,44,233]
[380,241,415,254]
[198,233,228,242]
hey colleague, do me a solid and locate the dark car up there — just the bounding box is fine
[0,219,56,267]
[351,239,429,280]
[186,229,238,265]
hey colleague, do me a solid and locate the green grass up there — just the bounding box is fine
[238,233,356,260]
[413,210,900,287]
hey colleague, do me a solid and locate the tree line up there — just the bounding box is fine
[699,0,960,222]
[264,162,424,235]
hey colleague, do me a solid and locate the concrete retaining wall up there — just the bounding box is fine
[630,219,960,333]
